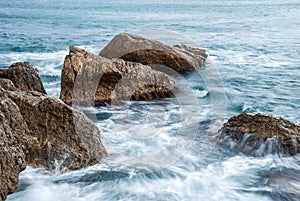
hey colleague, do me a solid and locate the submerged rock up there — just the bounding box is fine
[60,46,175,106]
[99,33,208,73]
[217,113,300,156]
[0,62,46,94]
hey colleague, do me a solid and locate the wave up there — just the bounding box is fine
[0,51,67,76]
[0,46,101,76]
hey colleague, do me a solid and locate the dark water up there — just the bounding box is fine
[1,0,300,200]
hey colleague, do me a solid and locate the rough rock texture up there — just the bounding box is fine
[0,62,108,199]
[99,33,208,74]
[0,62,46,94]
[5,90,107,170]
[60,46,176,106]
[0,87,32,201]
[217,113,300,156]
[0,78,17,91]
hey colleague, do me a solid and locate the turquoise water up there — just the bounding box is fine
[1,0,300,200]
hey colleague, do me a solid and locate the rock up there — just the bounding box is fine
[5,89,107,170]
[0,63,108,199]
[60,46,175,106]
[0,87,31,201]
[99,33,208,73]
[0,62,46,94]
[217,113,300,156]
[0,78,17,91]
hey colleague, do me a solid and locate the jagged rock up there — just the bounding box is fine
[99,33,208,73]
[5,89,107,170]
[60,46,175,106]
[217,113,300,156]
[0,87,32,201]
[0,62,46,94]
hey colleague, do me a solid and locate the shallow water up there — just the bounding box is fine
[1,0,300,200]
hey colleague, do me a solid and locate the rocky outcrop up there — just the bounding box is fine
[0,87,31,201]
[217,113,300,156]
[99,33,208,73]
[60,46,175,106]
[0,62,46,94]
[6,89,107,170]
[0,60,108,199]
[0,61,107,171]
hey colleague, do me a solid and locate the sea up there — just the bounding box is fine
[1,0,300,200]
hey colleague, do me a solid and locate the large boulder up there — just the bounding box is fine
[99,33,208,73]
[0,87,32,201]
[5,89,107,170]
[60,46,175,106]
[217,113,300,156]
[0,61,108,200]
[0,62,46,94]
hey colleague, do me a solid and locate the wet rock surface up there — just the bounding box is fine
[99,33,208,74]
[6,90,107,170]
[0,62,46,94]
[0,61,108,200]
[217,113,300,156]
[60,46,175,106]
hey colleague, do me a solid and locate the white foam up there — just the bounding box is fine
[9,153,292,201]
[208,49,291,69]
[0,51,67,76]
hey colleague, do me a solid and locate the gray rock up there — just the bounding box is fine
[99,33,208,73]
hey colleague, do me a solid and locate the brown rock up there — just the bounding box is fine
[0,87,32,201]
[0,78,17,91]
[99,33,208,73]
[0,64,108,199]
[217,113,300,156]
[60,46,176,106]
[0,62,46,94]
[5,89,107,170]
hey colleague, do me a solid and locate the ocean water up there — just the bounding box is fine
[1,0,300,200]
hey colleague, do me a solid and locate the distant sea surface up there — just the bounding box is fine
[1,0,300,200]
